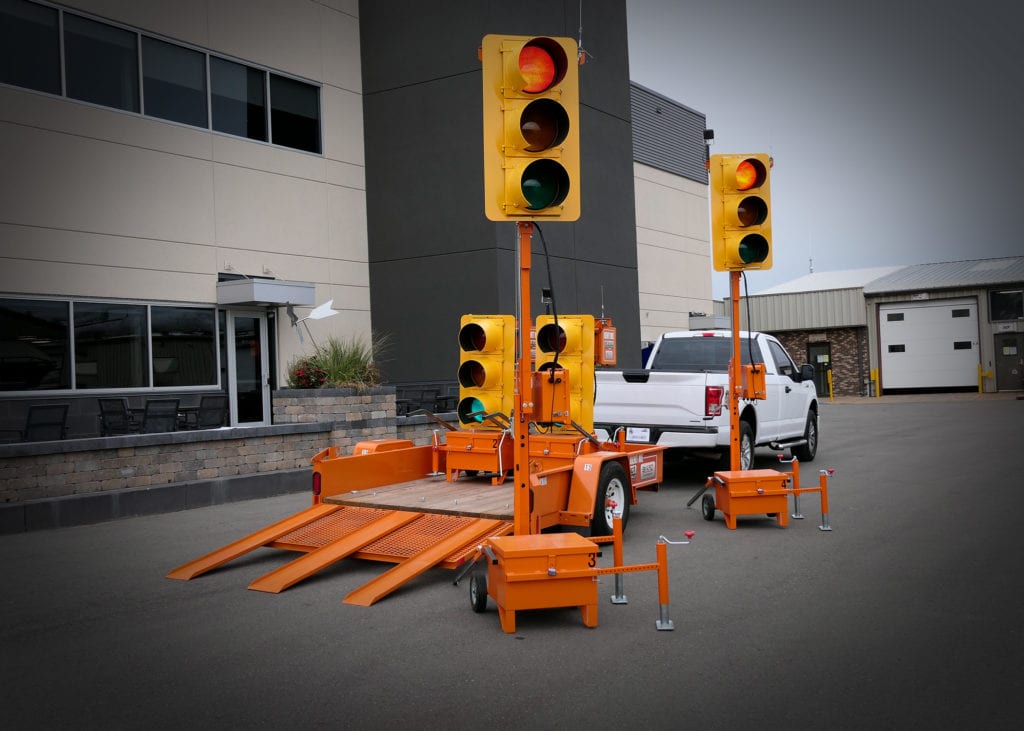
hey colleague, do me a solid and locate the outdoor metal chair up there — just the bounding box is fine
[140,398,179,434]
[0,404,69,442]
[98,398,138,436]
[183,394,228,430]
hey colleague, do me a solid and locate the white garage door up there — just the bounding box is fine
[879,298,978,389]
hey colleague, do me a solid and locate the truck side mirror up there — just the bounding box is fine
[799,364,814,382]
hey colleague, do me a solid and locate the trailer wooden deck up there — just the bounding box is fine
[322,475,514,520]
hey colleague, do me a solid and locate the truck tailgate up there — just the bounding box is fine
[594,370,711,427]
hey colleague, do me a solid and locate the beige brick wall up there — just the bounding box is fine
[1,389,398,504]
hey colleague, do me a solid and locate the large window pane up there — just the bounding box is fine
[0,299,70,391]
[269,73,320,153]
[0,0,60,94]
[211,57,266,141]
[151,306,216,387]
[142,36,207,127]
[64,13,139,112]
[74,303,147,388]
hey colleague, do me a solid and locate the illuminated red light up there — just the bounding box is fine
[735,159,759,191]
[519,45,556,92]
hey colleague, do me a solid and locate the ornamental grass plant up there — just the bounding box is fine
[286,333,390,389]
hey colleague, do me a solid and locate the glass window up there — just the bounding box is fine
[650,337,762,372]
[73,302,147,388]
[768,340,796,379]
[0,298,70,391]
[269,73,320,153]
[990,290,1023,322]
[0,0,61,94]
[151,306,217,387]
[64,13,139,112]
[951,309,970,318]
[142,36,207,127]
[886,312,904,322]
[211,57,266,141]
[888,344,906,353]
[953,341,972,350]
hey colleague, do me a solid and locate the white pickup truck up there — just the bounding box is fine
[593,330,819,470]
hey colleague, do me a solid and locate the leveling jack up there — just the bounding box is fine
[457,518,693,633]
[690,457,834,530]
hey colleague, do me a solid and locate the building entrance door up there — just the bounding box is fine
[226,313,270,425]
[993,332,1023,391]
[807,341,831,397]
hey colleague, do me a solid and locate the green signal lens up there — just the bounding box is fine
[738,234,770,264]
[520,99,569,152]
[457,397,486,424]
[736,196,768,227]
[521,160,569,210]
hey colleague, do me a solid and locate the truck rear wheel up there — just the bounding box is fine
[718,421,755,471]
[590,461,630,536]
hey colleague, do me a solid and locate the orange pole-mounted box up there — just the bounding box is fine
[532,368,571,423]
[595,318,617,366]
[738,363,767,400]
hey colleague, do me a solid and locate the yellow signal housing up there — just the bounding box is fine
[709,153,773,271]
[534,314,595,431]
[457,314,516,430]
[481,34,580,221]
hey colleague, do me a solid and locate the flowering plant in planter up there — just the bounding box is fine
[286,334,389,389]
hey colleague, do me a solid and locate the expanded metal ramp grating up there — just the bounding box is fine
[272,506,394,551]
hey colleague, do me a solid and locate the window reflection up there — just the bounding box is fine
[151,306,216,387]
[0,299,70,390]
[73,303,147,388]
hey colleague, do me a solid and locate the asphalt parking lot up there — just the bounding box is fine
[2,395,1021,729]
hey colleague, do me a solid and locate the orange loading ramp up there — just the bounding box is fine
[167,498,512,605]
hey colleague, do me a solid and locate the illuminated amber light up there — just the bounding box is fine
[519,45,556,92]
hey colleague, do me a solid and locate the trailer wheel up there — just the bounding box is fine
[590,461,630,536]
[701,493,716,521]
[469,571,487,613]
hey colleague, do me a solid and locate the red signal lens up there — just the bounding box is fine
[735,158,765,191]
[519,45,557,92]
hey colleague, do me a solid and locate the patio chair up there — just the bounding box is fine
[0,404,69,442]
[183,394,228,430]
[98,398,138,436]
[140,398,179,434]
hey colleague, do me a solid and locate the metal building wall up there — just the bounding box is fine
[631,83,707,184]
[359,0,642,382]
[737,289,868,332]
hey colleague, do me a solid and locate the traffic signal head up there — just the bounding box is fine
[534,314,595,431]
[709,153,773,271]
[457,314,515,429]
[481,34,580,221]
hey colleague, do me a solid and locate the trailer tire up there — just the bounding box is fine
[701,493,716,521]
[469,571,487,613]
[590,461,630,536]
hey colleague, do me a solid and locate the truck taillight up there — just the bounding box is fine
[705,385,725,416]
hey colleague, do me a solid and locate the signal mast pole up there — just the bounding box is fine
[513,221,534,535]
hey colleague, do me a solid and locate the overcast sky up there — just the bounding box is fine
[625,0,1024,297]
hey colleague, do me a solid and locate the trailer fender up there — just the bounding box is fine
[567,453,633,517]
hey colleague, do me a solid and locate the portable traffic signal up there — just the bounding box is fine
[457,314,516,429]
[481,34,580,221]
[535,314,595,431]
[709,153,772,271]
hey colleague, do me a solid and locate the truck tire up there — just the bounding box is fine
[718,421,755,471]
[793,410,818,462]
[590,461,630,536]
